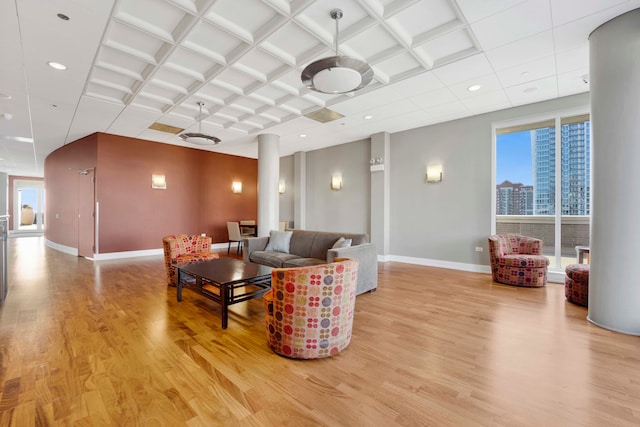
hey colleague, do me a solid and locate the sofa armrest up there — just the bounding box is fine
[328,243,378,295]
[243,236,269,262]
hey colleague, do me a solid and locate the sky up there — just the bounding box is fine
[496,130,533,185]
[20,188,38,210]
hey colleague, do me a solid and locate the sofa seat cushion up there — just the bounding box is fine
[496,255,549,268]
[282,257,328,268]
[249,251,299,268]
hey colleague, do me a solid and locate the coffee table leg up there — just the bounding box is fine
[177,268,183,301]
[221,284,228,329]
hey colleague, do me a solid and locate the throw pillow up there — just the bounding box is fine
[331,237,352,249]
[265,230,293,253]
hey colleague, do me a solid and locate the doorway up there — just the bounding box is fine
[14,179,45,234]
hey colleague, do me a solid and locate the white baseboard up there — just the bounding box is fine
[92,248,163,261]
[45,239,78,256]
[381,255,564,283]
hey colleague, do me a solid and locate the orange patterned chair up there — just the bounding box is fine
[263,258,358,359]
[162,234,219,286]
[488,234,549,287]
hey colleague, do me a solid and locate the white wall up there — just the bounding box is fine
[280,93,589,267]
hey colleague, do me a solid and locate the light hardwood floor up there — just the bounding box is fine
[1,236,639,426]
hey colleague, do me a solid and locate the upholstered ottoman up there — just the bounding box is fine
[565,264,589,306]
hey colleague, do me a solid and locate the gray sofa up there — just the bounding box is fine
[243,229,377,295]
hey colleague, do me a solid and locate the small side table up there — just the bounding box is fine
[575,245,590,264]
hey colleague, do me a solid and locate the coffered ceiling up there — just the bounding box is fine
[1,0,639,177]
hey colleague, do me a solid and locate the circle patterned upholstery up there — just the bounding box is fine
[263,258,358,359]
[565,263,589,307]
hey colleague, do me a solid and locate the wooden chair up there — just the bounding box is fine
[227,222,243,254]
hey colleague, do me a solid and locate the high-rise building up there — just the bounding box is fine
[496,180,533,215]
[531,122,590,216]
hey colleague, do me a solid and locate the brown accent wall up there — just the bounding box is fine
[44,132,257,254]
[44,134,98,246]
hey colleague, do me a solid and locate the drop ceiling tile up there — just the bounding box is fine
[272,69,304,95]
[260,106,295,122]
[250,84,291,105]
[342,24,402,63]
[549,0,629,26]
[504,75,559,105]
[233,48,289,81]
[231,97,265,114]
[259,21,324,65]
[241,115,273,128]
[556,46,588,74]
[456,0,526,23]
[103,21,167,64]
[496,55,556,87]
[94,46,148,80]
[373,52,423,83]
[86,82,128,104]
[485,30,554,70]
[195,84,237,105]
[557,68,590,97]
[115,0,187,42]
[182,21,250,64]
[164,47,221,81]
[212,68,261,95]
[138,85,180,105]
[280,97,317,115]
[448,73,503,99]
[152,68,198,94]
[130,97,168,113]
[205,0,282,42]
[215,105,247,121]
[385,0,461,46]
[90,68,138,93]
[331,85,406,116]
[409,87,458,109]
[414,28,476,68]
[470,0,551,50]
[432,53,494,85]
[295,1,371,43]
[461,89,511,113]
[387,71,444,97]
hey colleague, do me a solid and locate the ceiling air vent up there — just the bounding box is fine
[148,123,184,134]
[304,108,344,123]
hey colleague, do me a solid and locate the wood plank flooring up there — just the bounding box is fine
[1,236,639,426]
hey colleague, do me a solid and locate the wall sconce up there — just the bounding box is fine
[425,164,443,183]
[232,181,242,194]
[331,175,343,191]
[278,180,286,194]
[151,174,166,189]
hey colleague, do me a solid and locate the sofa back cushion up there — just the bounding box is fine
[288,229,369,259]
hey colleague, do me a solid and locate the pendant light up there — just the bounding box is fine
[179,102,221,145]
[301,9,373,94]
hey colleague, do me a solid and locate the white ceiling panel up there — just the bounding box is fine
[5,0,633,176]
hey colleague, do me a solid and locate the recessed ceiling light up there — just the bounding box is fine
[57,13,69,21]
[299,134,307,138]
[363,115,373,120]
[467,84,482,92]
[0,93,11,100]
[524,87,538,93]
[47,61,67,70]
[50,104,58,108]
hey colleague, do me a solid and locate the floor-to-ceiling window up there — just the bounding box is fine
[493,111,590,270]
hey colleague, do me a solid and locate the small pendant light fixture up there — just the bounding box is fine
[301,9,373,94]
[179,102,221,145]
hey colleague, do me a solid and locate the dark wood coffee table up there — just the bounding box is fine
[176,258,273,329]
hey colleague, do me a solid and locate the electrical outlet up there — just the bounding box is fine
[475,247,483,252]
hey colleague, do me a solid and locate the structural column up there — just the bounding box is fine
[257,134,279,237]
[370,132,390,258]
[588,8,640,335]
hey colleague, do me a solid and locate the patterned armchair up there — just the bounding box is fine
[488,234,549,287]
[263,258,358,359]
[162,234,219,286]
